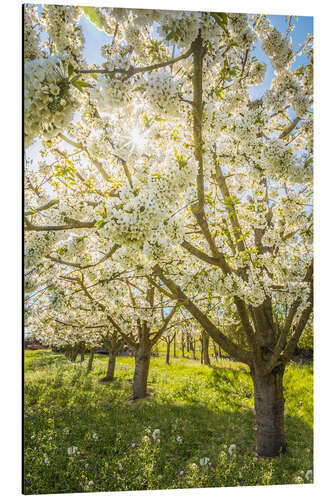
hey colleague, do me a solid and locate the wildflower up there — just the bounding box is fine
[220,451,227,458]
[305,470,313,481]
[176,435,182,443]
[131,442,136,448]
[44,457,50,465]
[67,446,78,455]
[88,480,94,487]
[118,464,123,471]
[179,470,184,476]
[64,428,69,434]
[152,429,160,440]
[199,457,210,466]
[48,436,52,441]
[84,463,89,469]
[30,435,35,440]
[228,444,236,456]
[157,475,163,480]
[189,463,198,470]
[143,435,150,442]
[92,433,98,440]
[296,476,303,483]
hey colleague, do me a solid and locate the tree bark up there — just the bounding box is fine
[192,340,196,360]
[100,346,117,382]
[251,365,287,457]
[173,336,177,358]
[132,344,151,399]
[181,332,185,357]
[202,331,211,366]
[87,349,95,373]
[213,341,219,362]
[166,341,171,364]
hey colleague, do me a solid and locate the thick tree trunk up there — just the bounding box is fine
[173,336,177,358]
[80,351,85,362]
[166,341,171,364]
[218,346,222,359]
[87,349,95,373]
[202,331,210,366]
[132,345,151,400]
[251,365,286,457]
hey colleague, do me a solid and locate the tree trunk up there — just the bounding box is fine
[173,336,177,358]
[202,331,210,366]
[218,346,222,359]
[87,349,95,373]
[80,351,85,362]
[251,365,286,458]
[132,344,151,400]
[213,341,218,362]
[100,347,117,382]
[192,340,196,360]
[181,333,185,358]
[166,341,171,364]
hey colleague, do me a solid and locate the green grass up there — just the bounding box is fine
[24,350,313,494]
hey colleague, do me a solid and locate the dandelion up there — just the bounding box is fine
[118,464,123,471]
[305,470,313,481]
[67,446,78,455]
[179,470,184,476]
[44,457,50,465]
[30,435,35,440]
[48,436,52,441]
[152,429,160,440]
[92,433,98,440]
[199,457,210,466]
[88,480,94,487]
[176,436,182,443]
[143,435,150,442]
[84,463,89,469]
[228,444,236,456]
[189,463,198,470]
[131,442,136,448]
[220,451,227,458]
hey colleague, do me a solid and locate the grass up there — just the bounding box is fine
[24,350,313,494]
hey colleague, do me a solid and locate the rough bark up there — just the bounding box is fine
[192,340,196,360]
[132,344,151,400]
[173,336,177,358]
[251,365,286,457]
[202,331,211,366]
[100,346,117,382]
[166,341,171,364]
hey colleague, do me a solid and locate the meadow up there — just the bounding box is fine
[24,350,313,494]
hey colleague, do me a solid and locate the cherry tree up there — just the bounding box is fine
[24,6,313,457]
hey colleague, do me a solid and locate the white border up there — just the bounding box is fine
[1,1,332,499]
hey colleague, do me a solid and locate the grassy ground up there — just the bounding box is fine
[24,350,313,494]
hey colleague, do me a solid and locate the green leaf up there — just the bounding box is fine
[83,7,103,30]
[68,62,74,79]
[71,80,94,93]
